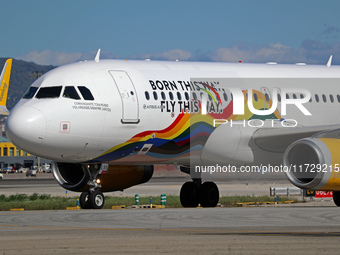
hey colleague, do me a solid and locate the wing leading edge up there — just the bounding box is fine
[253,124,340,153]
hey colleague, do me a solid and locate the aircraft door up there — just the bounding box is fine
[109,71,139,124]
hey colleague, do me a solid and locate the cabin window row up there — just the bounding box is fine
[145,91,340,104]
[145,91,190,101]
[145,91,256,102]
[277,93,340,103]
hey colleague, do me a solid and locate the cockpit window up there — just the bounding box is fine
[35,86,62,99]
[23,87,38,99]
[63,86,81,100]
[78,86,94,100]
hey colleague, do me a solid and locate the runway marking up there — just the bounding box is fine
[0,223,339,237]
[0,224,158,232]
[0,224,23,228]
[190,231,340,237]
[0,210,59,215]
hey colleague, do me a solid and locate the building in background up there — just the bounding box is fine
[0,133,51,170]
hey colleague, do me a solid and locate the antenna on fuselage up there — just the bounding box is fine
[95,49,101,63]
[327,55,333,67]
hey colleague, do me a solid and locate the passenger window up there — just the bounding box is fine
[23,87,38,99]
[322,94,327,102]
[177,92,182,100]
[153,91,158,100]
[78,86,94,100]
[63,86,81,100]
[265,93,270,102]
[300,94,304,99]
[277,94,281,102]
[223,93,228,101]
[185,92,189,100]
[253,93,258,102]
[338,95,340,103]
[192,92,197,100]
[161,92,166,100]
[145,91,150,100]
[208,94,212,101]
[293,94,297,99]
[315,94,319,102]
[200,92,204,102]
[169,92,174,100]
[36,86,62,99]
[286,94,290,99]
[330,94,334,103]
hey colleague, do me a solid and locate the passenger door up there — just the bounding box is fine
[109,71,139,124]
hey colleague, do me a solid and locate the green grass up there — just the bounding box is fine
[0,193,297,211]
[0,193,77,211]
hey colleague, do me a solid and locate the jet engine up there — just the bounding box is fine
[283,136,340,191]
[52,162,154,192]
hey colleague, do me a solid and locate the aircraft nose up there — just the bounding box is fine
[5,106,46,151]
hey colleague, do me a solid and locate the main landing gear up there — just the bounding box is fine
[180,178,219,207]
[79,164,106,209]
[333,191,340,207]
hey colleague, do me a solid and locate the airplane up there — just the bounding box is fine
[0,58,12,181]
[5,50,340,209]
[0,58,12,116]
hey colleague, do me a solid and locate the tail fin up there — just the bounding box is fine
[0,58,12,116]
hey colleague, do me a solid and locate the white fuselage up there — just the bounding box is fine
[5,60,340,166]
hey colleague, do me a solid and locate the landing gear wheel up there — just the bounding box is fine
[79,191,91,209]
[199,182,219,207]
[333,191,340,206]
[89,190,105,209]
[180,182,199,207]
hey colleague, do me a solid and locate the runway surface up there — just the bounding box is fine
[0,173,338,254]
[0,173,292,197]
[1,207,340,254]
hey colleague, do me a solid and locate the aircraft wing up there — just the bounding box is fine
[253,124,340,153]
[0,59,12,116]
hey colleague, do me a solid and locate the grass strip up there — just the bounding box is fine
[0,193,297,211]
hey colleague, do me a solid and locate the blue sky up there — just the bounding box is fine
[1,0,340,65]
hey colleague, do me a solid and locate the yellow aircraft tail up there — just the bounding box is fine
[0,58,12,116]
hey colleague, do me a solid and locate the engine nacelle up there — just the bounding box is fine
[283,137,340,191]
[52,162,154,192]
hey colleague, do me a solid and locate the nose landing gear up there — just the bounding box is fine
[79,164,106,209]
[79,190,105,209]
